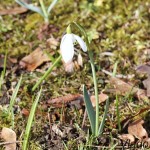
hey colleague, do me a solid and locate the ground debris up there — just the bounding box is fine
[136,62,150,97]
[0,127,16,150]
[19,47,50,71]
[109,77,148,100]
[0,7,27,15]
[43,92,108,108]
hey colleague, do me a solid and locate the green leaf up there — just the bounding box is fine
[83,85,96,134]
[47,0,58,13]
[8,75,22,114]
[15,0,44,17]
[98,98,109,135]
[22,88,42,150]
[8,75,22,128]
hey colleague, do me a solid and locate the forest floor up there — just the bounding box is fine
[0,0,150,149]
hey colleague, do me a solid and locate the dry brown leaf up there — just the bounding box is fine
[0,127,16,150]
[136,62,150,97]
[118,134,135,143]
[47,94,83,107]
[45,93,108,108]
[0,7,27,15]
[90,92,108,107]
[19,47,50,71]
[136,62,150,74]
[120,106,150,130]
[128,119,148,140]
[109,77,147,100]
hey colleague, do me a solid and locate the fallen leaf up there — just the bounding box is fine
[118,134,135,143]
[136,62,150,75]
[109,77,147,100]
[19,47,50,71]
[47,94,82,107]
[90,92,108,107]
[44,93,108,108]
[128,119,148,140]
[121,106,150,130]
[136,62,150,97]
[0,7,27,15]
[0,127,16,150]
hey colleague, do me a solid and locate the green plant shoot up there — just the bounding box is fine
[15,0,58,23]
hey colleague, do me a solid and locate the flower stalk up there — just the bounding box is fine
[71,22,99,136]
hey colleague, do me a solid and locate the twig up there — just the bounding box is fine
[82,110,87,128]
[102,69,135,79]
[0,141,22,146]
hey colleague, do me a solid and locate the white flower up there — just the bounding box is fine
[60,33,87,63]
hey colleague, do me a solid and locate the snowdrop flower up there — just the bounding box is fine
[60,33,87,64]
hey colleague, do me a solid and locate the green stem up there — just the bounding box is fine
[88,51,99,136]
[32,55,62,91]
[22,88,42,150]
[72,22,99,136]
[39,0,49,23]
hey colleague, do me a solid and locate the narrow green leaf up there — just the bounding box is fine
[22,88,42,150]
[39,0,48,21]
[83,85,96,134]
[98,99,109,136]
[15,0,44,17]
[116,95,121,131]
[47,0,58,13]
[8,75,22,114]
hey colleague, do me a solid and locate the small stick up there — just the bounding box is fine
[82,110,87,128]
[47,112,53,140]
[0,141,22,146]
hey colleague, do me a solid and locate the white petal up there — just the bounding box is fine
[73,34,87,52]
[60,34,67,45]
[77,53,83,67]
[60,34,74,63]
